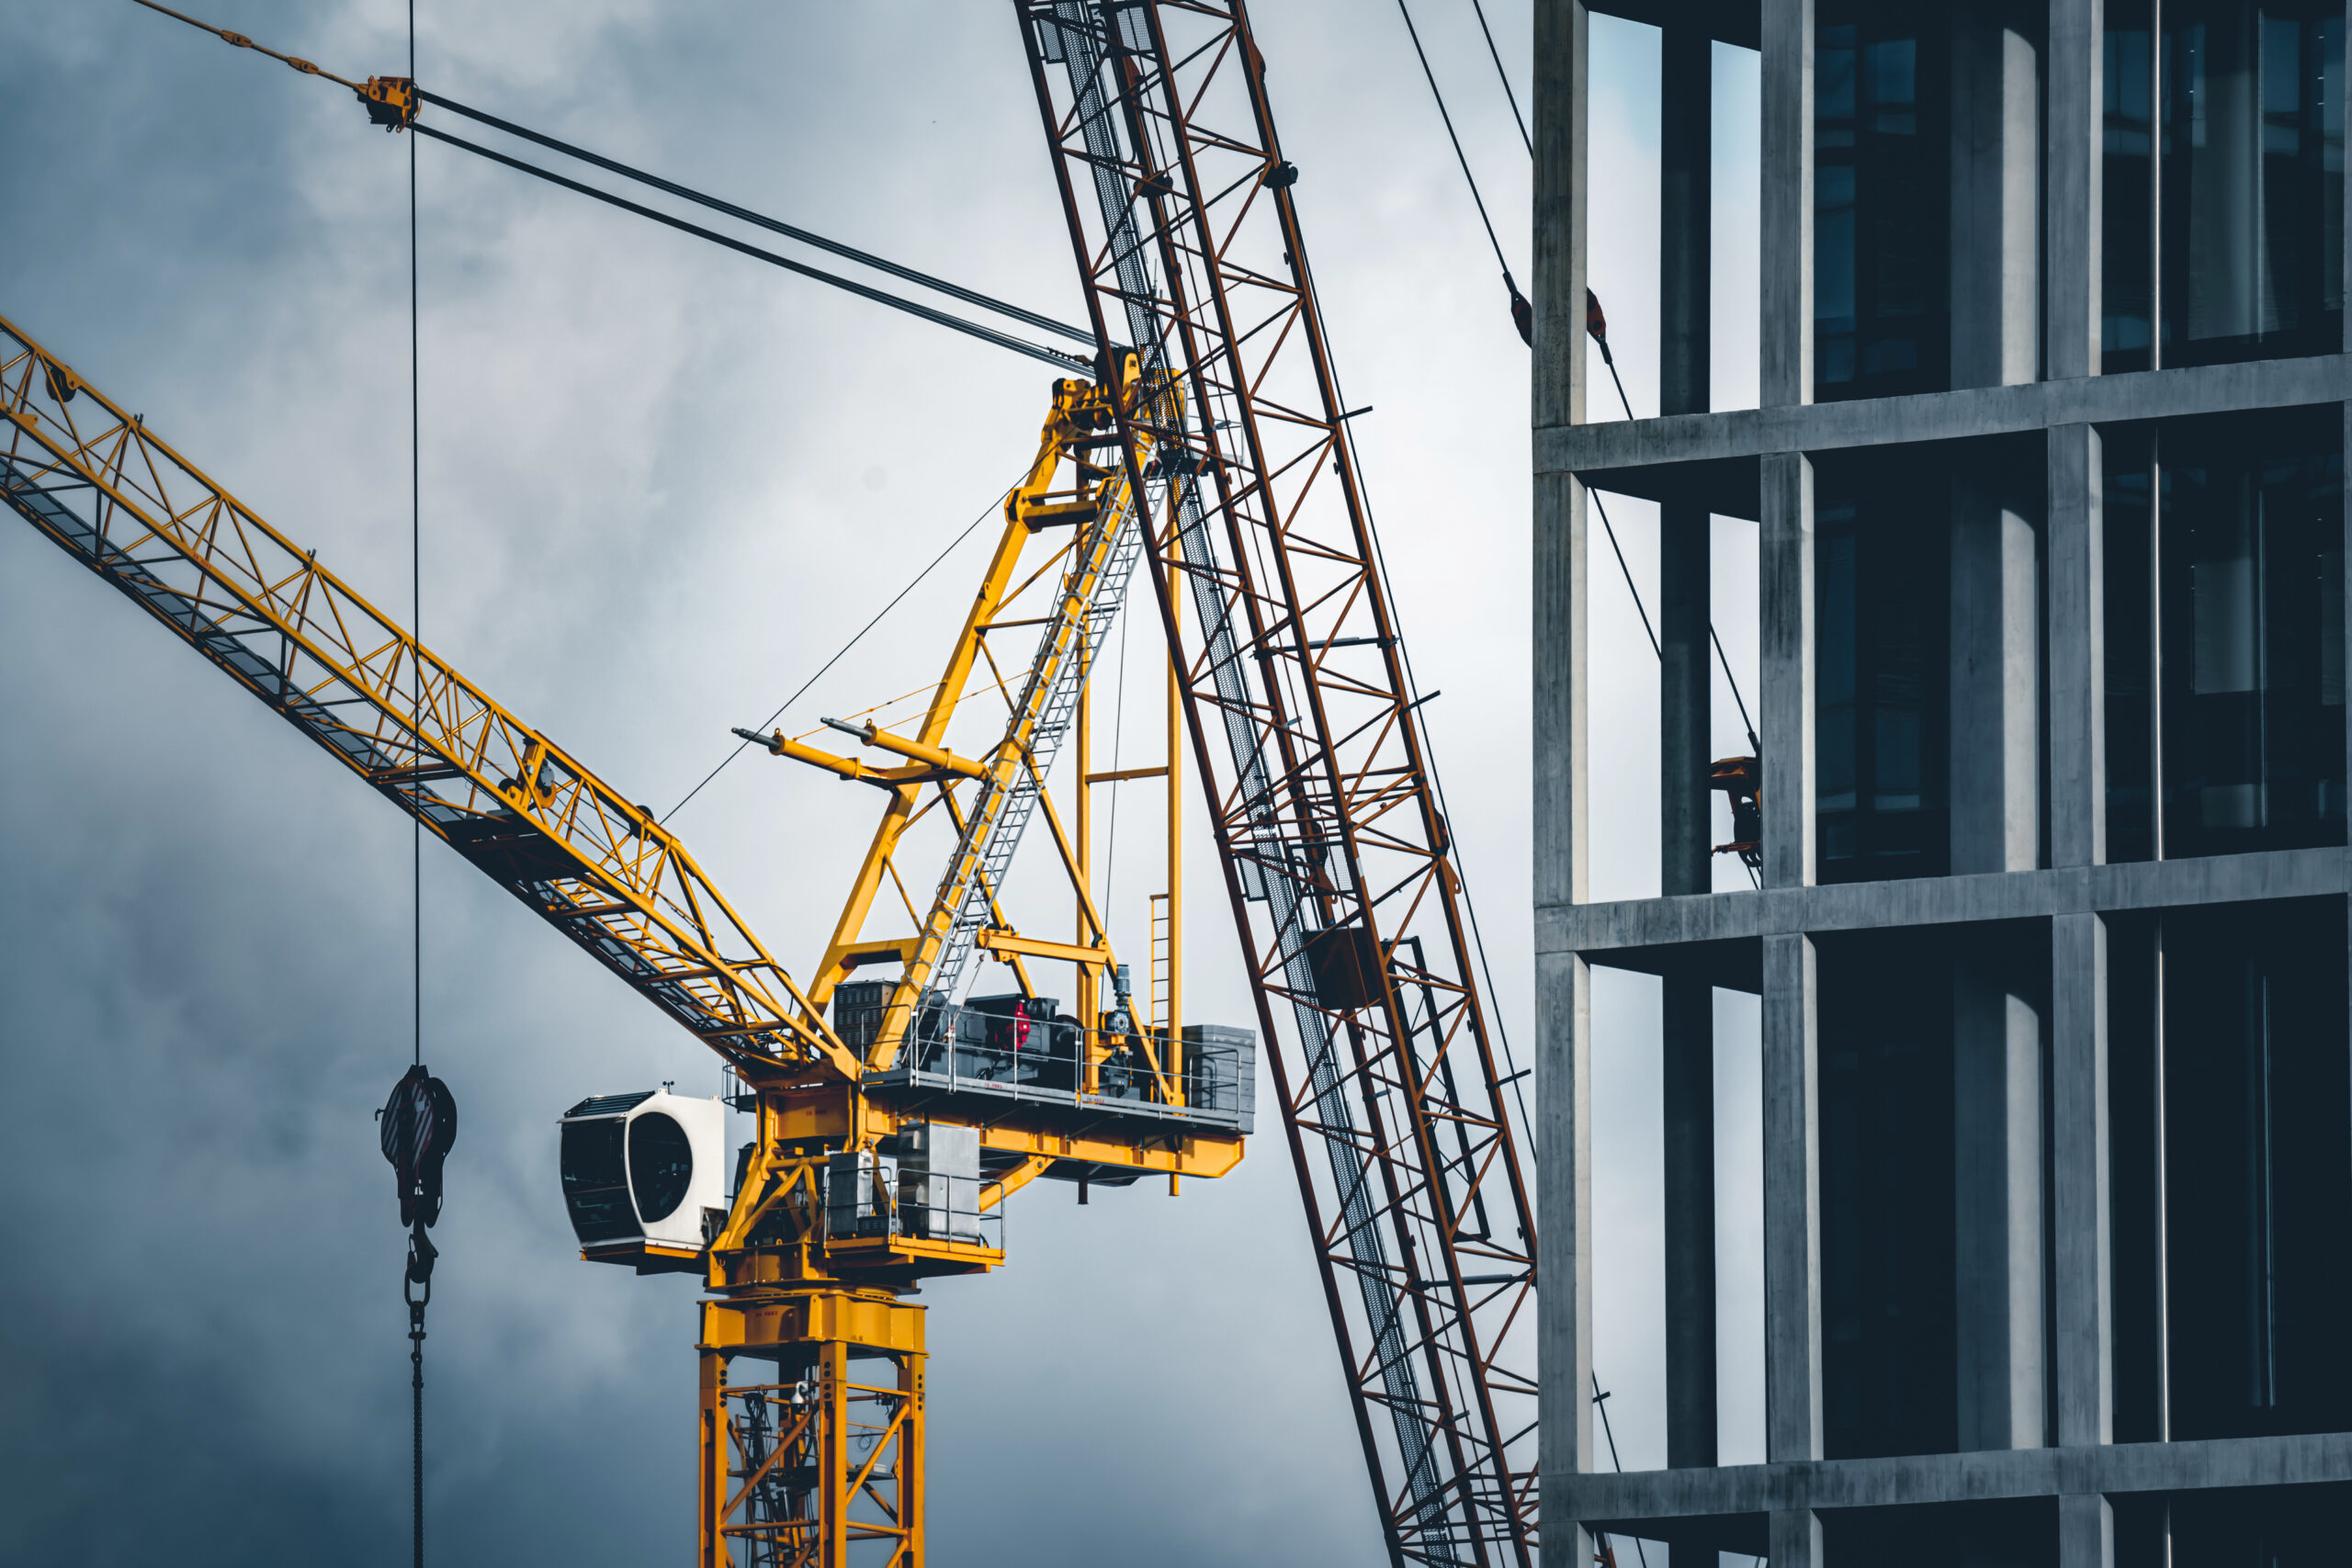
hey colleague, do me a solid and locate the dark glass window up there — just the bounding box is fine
[2157,1,2345,367]
[2107,914,2163,1444]
[2105,1,2159,370]
[1816,4,1951,400]
[1821,931,1957,1460]
[2163,901,2351,1441]
[2104,429,2159,860]
[2157,411,2345,856]
[560,1118,639,1243]
[1816,456,1951,881]
[628,1111,695,1223]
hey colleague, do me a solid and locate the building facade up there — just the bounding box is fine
[1535,3,2352,1564]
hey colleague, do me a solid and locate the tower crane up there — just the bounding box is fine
[40,2,1546,1564]
[0,314,1243,1567]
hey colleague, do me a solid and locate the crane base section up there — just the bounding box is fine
[700,1290,924,1568]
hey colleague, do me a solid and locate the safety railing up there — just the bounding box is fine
[847,997,1254,1133]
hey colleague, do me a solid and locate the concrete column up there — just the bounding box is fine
[1770,1507,1825,1568]
[1763,931,1823,1462]
[1537,951,1596,1568]
[1953,930,2048,1451]
[2047,0,2104,379]
[2059,1492,2116,1568]
[2050,424,2106,869]
[1534,0,1589,433]
[1532,0,1589,918]
[1662,503,1713,894]
[1950,4,2042,389]
[1536,468,1589,912]
[1662,969,1717,1469]
[1534,12,1592,1564]
[1763,452,1815,889]
[1950,470,2041,874]
[1660,21,1712,419]
[1761,0,1815,407]
[2052,911,2114,1448]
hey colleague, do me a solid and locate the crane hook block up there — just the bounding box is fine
[357,75,417,131]
[379,1064,458,1228]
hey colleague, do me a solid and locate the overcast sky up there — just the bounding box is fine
[0,4,1766,1563]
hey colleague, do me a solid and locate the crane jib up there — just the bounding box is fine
[1021,4,1541,1563]
[0,317,857,1083]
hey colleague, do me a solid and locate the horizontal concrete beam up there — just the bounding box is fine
[1538,355,2352,480]
[1537,847,2349,959]
[1587,0,1760,51]
[1552,1430,2352,1523]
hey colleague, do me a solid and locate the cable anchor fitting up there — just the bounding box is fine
[358,75,418,131]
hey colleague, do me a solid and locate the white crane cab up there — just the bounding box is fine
[558,1089,728,1274]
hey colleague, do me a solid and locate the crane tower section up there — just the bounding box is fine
[1021,6,1540,1564]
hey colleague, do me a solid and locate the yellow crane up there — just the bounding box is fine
[0,315,1241,1567]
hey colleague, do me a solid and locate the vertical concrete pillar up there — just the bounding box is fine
[2047,0,2104,379]
[1534,8,1594,1565]
[2059,1492,2116,1568]
[1763,452,1815,889]
[1662,969,1717,1469]
[2050,424,2106,869]
[1660,22,1712,419]
[1950,4,2042,389]
[1763,931,1823,1463]
[1537,953,1596,1568]
[1534,0,1589,434]
[1772,1508,1826,1568]
[1951,470,2042,874]
[1954,931,2049,1450]
[2052,911,2114,1448]
[1761,0,1815,408]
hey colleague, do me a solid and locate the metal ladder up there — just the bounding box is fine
[917,473,1148,1009]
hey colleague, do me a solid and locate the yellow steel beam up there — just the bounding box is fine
[974,929,1111,968]
[0,313,856,1080]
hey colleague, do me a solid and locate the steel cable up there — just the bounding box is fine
[409,124,1091,375]
[414,89,1091,346]
[662,485,1013,822]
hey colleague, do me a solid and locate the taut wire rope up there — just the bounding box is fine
[663,485,1014,823]
[406,12,425,1566]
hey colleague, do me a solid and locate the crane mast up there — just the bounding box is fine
[1020,5,1541,1563]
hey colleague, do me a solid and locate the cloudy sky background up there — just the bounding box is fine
[0,4,1769,1562]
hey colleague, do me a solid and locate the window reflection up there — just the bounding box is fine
[2163,412,2346,851]
[1815,452,1951,880]
[2109,1,2345,368]
[1816,5,1951,400]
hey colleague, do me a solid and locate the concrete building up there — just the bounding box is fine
[1534,3,2352,1564]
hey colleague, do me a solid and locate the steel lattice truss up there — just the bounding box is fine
[1019,5,1539,1563]
[0,313,854,1081]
